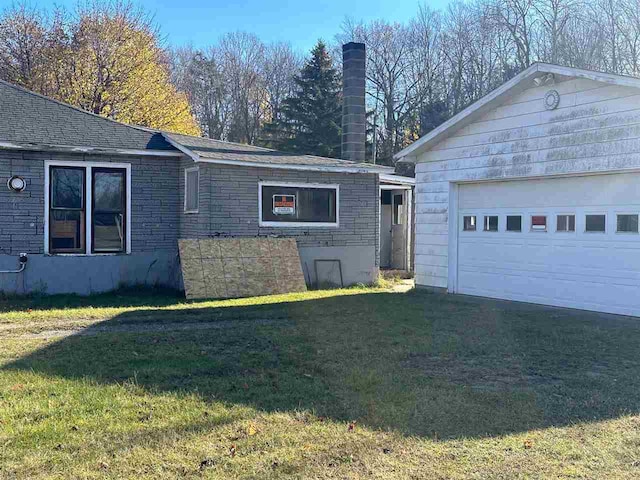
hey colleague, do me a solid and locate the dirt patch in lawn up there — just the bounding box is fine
[3,318,290,339]
[404,353,568,391]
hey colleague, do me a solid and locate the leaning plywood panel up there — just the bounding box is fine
[178,237,307,300]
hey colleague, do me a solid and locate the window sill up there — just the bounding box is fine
[46,252,131,257]
[184,210,199,215]
[259,221,339,228]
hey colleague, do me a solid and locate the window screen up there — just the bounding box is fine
[557,215,575,232]
[506,215,522,232]
[617,214,638,233]
[185,168,199,212]
[483,215,498,231]
[463,215,476,231]
[49,166,85,253]
[586,214,606,232]
[261,185,337,224]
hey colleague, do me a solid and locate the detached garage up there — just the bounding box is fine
[395,63,640,317]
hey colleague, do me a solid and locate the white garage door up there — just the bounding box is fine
[457,173,640,316]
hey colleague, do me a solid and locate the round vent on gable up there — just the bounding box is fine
[544,90,560,110]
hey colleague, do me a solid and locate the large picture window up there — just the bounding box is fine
[259,182,338,227]
[46,162,130,255]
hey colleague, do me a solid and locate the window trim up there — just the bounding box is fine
[44,160,131,256]
[506,215,522,232]
[462,215,476,231]
[48,165,87,254]
[530,214,548,232]
[483,215,499,232]
[585,213,607,233]
[556,213,576,233]
[258,181,340,228]
[616,213,639,234]
[184,167,199,214]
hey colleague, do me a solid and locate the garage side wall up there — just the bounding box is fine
[414,77,640,289]
[178,162,380,286]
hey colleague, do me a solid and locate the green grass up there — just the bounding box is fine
[1,287,640,478]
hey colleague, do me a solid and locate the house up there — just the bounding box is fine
[0,43,414,296]
[395,63,640,317]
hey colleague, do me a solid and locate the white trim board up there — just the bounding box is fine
[44,160,132,256]
[258,181,340,228]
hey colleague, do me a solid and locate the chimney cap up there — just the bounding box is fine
[342,42,365,51]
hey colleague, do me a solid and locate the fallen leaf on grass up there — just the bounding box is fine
[348,421,357,432]
[230,445,237,457]
[9,384,24,391]
[247,424,258,436]
[98,462,109,470]
[523,439,534,449]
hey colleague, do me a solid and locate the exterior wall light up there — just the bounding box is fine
[7,175,26,192]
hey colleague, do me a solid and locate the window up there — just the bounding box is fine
[184,167,199,213]
[506,215,522,232]
[531,215,547,231]
[585,214,606,232]
[393,194,404,225]
[483,215,498,232]
[92,168,126,253]
[557,214,575,232]
[617,214,639,233]
[49,167,85,253]
[259,183,338,227]
[46,162,130,255]
[463,215,476,231]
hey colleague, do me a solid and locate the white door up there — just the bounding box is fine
[456,173,640,317]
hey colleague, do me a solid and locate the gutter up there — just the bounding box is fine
[0,141,183,158]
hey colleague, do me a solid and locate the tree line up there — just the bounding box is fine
[4,1,640,164]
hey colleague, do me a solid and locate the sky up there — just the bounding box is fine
[1,0,451,53]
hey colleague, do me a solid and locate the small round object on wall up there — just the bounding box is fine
[7,175,26,192]
[544,90,560,110]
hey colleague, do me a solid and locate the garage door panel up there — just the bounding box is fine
[457,173,640,316]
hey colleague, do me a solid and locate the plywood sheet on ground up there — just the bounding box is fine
[178,237,307,300]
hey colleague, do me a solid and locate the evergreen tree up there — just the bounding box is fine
[261,41,341,158]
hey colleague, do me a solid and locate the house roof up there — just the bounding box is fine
[394,63,640,162]
[0,78,392,174]
[0,79,172,152]
[163,132,393,174]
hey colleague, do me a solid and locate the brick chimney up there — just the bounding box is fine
[342,42,366,162]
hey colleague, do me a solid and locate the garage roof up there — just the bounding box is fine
[394,63,640,162]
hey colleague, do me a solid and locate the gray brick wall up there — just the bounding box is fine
[177,162,380,260]
[0,150,180,255]
[1,150,380,267]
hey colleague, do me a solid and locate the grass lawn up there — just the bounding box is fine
[1,287,640,478]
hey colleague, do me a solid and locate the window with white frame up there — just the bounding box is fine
[259,182,338,227]
[184,167,199,213]
[46,162,130,255]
